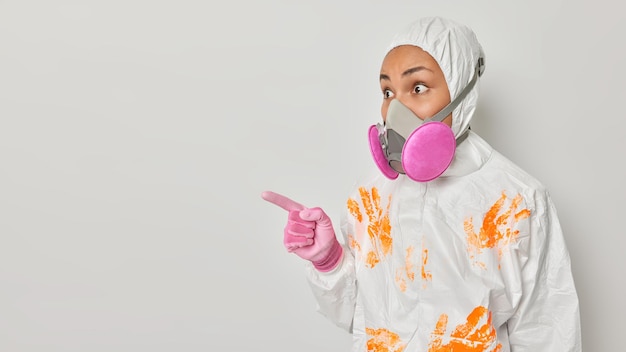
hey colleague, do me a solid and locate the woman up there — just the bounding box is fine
[263,16,581,351]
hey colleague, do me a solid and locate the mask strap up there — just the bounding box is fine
[455,128,470,145]
[426,58,484,128]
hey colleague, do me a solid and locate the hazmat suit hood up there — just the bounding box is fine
[386,17,485,139]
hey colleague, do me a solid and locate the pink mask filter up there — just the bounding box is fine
[368,58,483,182]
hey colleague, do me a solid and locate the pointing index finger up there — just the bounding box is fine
[261,191,306,212]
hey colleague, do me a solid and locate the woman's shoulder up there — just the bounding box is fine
[487,149,547,192]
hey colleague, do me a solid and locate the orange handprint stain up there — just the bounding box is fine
[428,306,502,352]
[464,191,530,269]
[395,246,415,292]
[395,241,432,291]
[366,327,406,352]
[347,186,393,268]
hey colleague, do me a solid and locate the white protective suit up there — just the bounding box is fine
[304,17,582,351]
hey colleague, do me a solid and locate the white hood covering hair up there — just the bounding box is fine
[386,17,485,139]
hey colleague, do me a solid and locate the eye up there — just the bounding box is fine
[383,89,394,99]
[413,84,429,94]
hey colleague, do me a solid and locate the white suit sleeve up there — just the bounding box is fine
[305,247,356,333]
[304,205,358,333]
[507,191,582,351]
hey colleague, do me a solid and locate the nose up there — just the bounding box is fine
[383,98,403,123]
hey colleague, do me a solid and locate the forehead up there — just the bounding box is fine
[380,45,441,74]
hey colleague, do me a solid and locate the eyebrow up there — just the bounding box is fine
[380,66,433,81]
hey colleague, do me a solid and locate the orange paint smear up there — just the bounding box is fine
[366,251,380,268]
[366,327,406,352]
[395,246,415,292]
[395,269,407,292]
[515,209,530,222]
[348,234,361,252]
[429,306,502,352]
[396,239,433,291]
[464,191,530,269]
[421,245,432,283]
[347,198,363,223]
[347,187,393,269]
[405,246,416,281]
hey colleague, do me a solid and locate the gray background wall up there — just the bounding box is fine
[1,0,624,350]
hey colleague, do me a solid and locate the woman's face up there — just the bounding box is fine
[379,45,452,127]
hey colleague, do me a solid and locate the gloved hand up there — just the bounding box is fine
[261,190,343,272]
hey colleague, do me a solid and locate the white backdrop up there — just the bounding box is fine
[1,1,624,351]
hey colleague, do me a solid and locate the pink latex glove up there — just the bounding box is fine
[261,191,343,272]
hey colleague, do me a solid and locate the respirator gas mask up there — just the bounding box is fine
[368,58,485,182]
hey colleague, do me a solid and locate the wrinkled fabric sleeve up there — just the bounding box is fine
[304,202,358,333]
[507,191,582,351]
